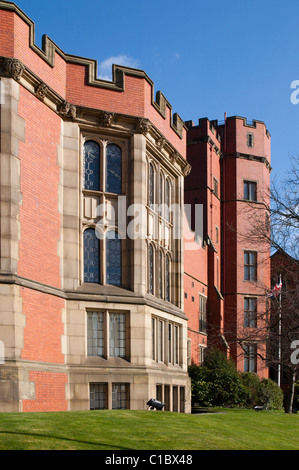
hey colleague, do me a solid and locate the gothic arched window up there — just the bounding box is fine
[84,228,100,283]
[84,140,100,191]
[106,230,121,286]
[106,143,122,194]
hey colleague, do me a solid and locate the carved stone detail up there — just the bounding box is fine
[136,118,151,135]
[35,82,49,100]
[4,58,25,81]
[170,151,179,164]
[157,137,166,150]
[99,111,114,127]
[183,164,191,177]
[58,100,77,119]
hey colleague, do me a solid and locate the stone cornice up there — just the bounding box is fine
[0,1,186,139]
[223,152,272,172]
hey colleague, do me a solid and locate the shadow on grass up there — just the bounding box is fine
[0,431,131,450]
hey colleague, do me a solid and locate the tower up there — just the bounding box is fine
[184,116,271,376]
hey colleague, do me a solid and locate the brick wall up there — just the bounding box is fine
[23,371,68,412]
[18,86,62,288]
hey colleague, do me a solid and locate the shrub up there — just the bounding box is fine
[240,372,261,407]
[189,349,284,410]
[257,378,284,410]
[293,381,299,410]
[189,349,248,407]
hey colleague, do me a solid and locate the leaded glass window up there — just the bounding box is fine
[112,383,128,409]
[84,141,100,191]
[149,163,154,207]
[84,228,100,283]
[90,383,106,410]
[87,311,104,356]
[106,230,121,286]
[109,313,126,357]
[106,144,122,194]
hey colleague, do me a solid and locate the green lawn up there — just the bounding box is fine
[0,409,298,450]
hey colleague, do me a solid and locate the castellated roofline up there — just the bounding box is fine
[0,0,186,140]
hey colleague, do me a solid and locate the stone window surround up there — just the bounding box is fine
[151,315,182,367]
[86,309,130,361]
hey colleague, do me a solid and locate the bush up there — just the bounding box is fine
[240,372,261,407]
[189,349,248,408]
[189,349,284,410]
[293,381,299,410]
[257,378,284,410]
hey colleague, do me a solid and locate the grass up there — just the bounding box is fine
[0,408,298,450]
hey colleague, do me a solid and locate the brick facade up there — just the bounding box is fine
[0,2,271,413]
[184,116,271,377]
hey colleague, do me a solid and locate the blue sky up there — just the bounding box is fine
[13,0,299,183]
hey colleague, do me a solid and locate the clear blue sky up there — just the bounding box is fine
[13,0,299,182]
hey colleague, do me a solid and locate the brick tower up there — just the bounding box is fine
[184,116,271,377]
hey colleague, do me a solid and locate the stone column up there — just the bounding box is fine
[0,78,25,274]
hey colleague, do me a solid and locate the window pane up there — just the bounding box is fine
[90,383,106,410]
[174,326,179,364]
[112,384,128,409]
[249,183,256,201]
[106,144,122,194]
[149,163,154,207]
[244,181,249,200]
[168,323,172,363]
[165,179,170,221]
[109,313,126,357]
[244,251,257,281]
[158,251,162,298]
[87,312,104,356]
[106,230,121,286]
[152,318,156,360]
[149,245,154,294]
[165,255,170,301]
[158,320,163,362]
[84,141,100,191]
[244,181,257,201]
[84,228,100,283]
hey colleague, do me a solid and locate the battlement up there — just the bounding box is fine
[0,1,186,151]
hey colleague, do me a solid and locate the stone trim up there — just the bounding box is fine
[223,152,272,171]
[0,274,188,320]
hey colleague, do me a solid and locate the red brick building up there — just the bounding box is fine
[184,116,271,377]
[0,0,191,412]
[0,1,271,413]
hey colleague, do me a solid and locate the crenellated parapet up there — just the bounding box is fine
[0,1,187,146]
